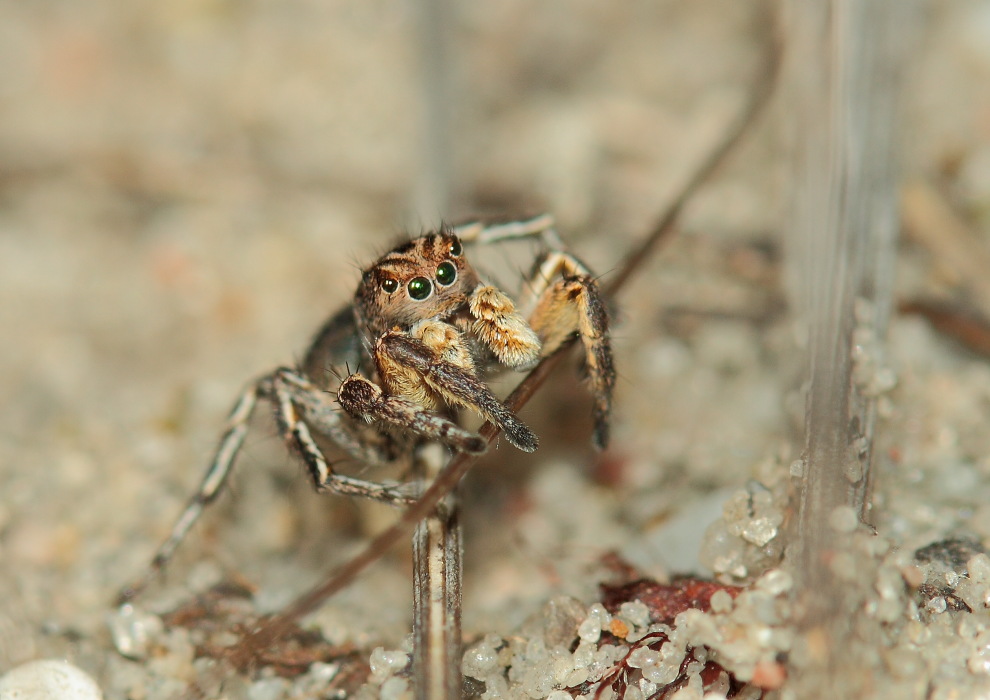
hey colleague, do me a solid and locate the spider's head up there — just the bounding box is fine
[355,226,480,338]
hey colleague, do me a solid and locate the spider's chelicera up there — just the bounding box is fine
[119,214,614,601]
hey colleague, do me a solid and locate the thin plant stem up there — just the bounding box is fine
[411,444,463,700]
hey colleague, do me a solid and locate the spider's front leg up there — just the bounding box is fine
[467,285,543,370]
[267,368,419,503]
[336,373,488,455]
[520,250,615,449]
[338,325,539,453]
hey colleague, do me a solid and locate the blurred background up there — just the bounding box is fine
[2,0,990,697]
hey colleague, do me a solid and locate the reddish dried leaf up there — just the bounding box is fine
[600,577,742,624]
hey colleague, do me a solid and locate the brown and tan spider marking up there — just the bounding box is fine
[119,214,614,602]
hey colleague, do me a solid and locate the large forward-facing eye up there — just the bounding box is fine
[407,277,432,300]
[435,261,457,286]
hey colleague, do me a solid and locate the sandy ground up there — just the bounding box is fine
[2,1,990,698]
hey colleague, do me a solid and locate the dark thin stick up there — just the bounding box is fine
[900,300,990,358]
[229,21,781,666]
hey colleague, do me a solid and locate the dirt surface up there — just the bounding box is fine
[2,1,990,698]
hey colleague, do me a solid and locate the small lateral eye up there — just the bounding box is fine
[435,261,457,286]
[449,237,463,257]
[381,278,399,294]
[407,276,432,300]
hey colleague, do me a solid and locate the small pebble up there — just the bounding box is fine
[0,659,103,700]
[710,589,734,613]
[609,618,630,639]
[108,604,164,660]
[462,635,501,679]
[563,666,589,688]
[380,676,410,700]
[577,604,609,644]
[756,568,793,596]
[626,646,661,669]
[618,601,651,629]
[369,647,409,682]
[741,515,780,546]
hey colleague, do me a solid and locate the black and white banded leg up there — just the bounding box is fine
[270,368,399,467]
[118,383,260,603]
[117,368,417,603]
[520,250,615,449]
[268,368,419,503]
[454,213,563,249]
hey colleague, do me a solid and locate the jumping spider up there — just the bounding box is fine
[119,214,614,601]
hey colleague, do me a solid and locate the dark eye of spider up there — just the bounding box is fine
[435,261,457,286]
[449,237,462,257]
[381,278,399,294]
[407,277,432,300]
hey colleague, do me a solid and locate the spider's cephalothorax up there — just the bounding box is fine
[118,215,614,602]
[354,229,482,338]
[339,226,550,453]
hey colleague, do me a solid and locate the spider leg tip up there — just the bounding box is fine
[509,429,539,453]
[593,412,611,450]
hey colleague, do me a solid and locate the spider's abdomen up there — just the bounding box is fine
[300,304,365,388]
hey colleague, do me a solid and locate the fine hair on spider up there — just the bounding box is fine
[118,213,614,604]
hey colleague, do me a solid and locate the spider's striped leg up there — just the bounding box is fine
[117,381,261,603]
[336,373,489,456]
[520,250,615,449]
[453,213,561,248]
[269,368,420,504]
[369,330,539,453]
[271,367,398,467]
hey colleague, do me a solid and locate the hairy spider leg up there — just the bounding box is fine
[269,368,418,502]
[379,331,538,452]
[454,213,562,249]
[117,383,260,603]
[117,366,421,604]
[519,250,615,449]
[271,367,398,467]
[465,285,542,370]
[337,373,487,455]
[338,330,538,453]
[119,218,601,605]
